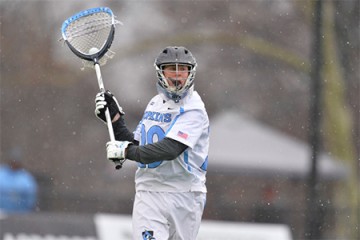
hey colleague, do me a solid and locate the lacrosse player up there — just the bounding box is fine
[95,46,209,240]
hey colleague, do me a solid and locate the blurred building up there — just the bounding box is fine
[204,111,348,239]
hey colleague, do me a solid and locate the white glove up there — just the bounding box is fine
[106,141,133,160]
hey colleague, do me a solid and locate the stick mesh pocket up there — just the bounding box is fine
[64,12,112,55]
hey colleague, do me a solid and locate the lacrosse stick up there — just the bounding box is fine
[61,7,124,170]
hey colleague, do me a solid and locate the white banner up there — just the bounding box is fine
[1,213,293,240]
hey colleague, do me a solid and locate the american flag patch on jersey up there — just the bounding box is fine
[177,131,188,139]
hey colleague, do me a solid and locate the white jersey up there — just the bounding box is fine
[133,91,209,193]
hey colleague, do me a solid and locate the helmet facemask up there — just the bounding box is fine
[156,63,196,102]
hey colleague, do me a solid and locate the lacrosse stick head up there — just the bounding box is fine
[61,7,122,67]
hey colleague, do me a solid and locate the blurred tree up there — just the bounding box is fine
[334,0,360,161]
[321,1,358,239]
[305,0,323,239]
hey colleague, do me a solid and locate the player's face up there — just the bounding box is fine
[162,64,190,89]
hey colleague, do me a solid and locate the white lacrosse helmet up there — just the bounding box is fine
[154,46,197,102]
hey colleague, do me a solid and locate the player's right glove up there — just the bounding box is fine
[106,140,133,160]
[95,90,125,123]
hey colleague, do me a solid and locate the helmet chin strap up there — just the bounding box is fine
[156,83,181,103]
[156,83,194,104]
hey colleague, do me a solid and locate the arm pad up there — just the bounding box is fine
[112,115,135,142]
[126,137,187,164]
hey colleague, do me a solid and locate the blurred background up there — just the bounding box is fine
[0,0,358,239]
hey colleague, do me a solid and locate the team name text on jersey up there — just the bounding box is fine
[143,111,172,123]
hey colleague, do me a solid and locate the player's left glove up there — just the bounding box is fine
[106,140,133,161]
